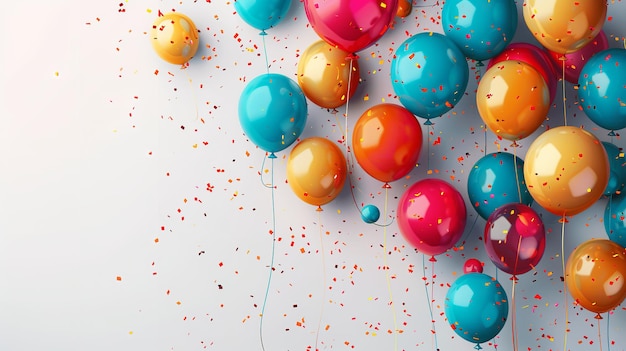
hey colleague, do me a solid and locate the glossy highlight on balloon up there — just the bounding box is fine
[602,141,626,197]
[605,194,626,248]
[234,0,291,32]
[151,13,200,65]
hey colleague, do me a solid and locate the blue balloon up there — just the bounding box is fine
[238,73,307,154]
[578,48,626,132]
[361,204,380,224]
[442,0,517,62]
[445,272,509,347]
[604,193,626,248]
[390,32,469,123]
[234,0,291,32]
[467,152,532,220]
[603,142,626,196]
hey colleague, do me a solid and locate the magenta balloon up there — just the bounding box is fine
[397,178,467,257]
[548,30,609,84]
[484,203,546,276]
[303,0,398,54]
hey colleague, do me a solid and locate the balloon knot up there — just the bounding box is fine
[423,119,433,126]
[316,206,323,212]
[474,344,483,350]
[608,130,616,137]
[345,53,360,60]
[429,255,437,262]
[259,30,267,36]
[475,61,484,67]
[558,216,569,224]
[268,152,277,159]
[510,275,519,282]
[382,183,392,189]
[595,313,603,320]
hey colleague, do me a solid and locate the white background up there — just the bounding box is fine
[1,1,626,350]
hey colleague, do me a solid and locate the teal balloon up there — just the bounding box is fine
[604,194,626,248]
[445,272,509,347]
[390,32,469,122]
[467,152,532,220]
[603,142,626,196]
[361,204,380,224]
[442,0,517,62]
[238,73,307,154]
[234,0,291,32]
[578,48,626,132]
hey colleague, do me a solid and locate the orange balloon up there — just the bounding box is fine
[523,0,607,54]
[151,13,200,65]
[477,60,550,141]
[396,0,412,18]
[352,104,422,184]
[523,126,609,217]
[297,40,360,109]
[286,137,347,208]
[566,239,626,315]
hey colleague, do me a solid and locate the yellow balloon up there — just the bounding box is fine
[151,13,200,65]
[477,60,550,141]
[297,40,360,109]
[286,137,347,209]
[523,0,607,54]
[523,126,609,217]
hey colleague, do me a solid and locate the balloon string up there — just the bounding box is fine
[607,311,612,351]
[259,155,277,351]
[315,210,327,351]
[422,254,439,351]
[383,187,399,351]
[512,144,522,203]
[561,58,567,126]
[261,31,270,74]
[511,235,522,351]
[561,215,569,351]
[598,316,604,351]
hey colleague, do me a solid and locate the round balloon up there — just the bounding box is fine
[565,239,626,315]
[463,258,484,274]
[523,126,609,217]
[548,30,609,84]
[578,48,626,132]
[477,60,550,141]
[297,40,360,109]
[396,0,412,18]
[352,104,423,184]
[484,203,546,276]
[467,152,533,220]
[523,0,607,54]
[303,0,398,54]
[151,13,200,65]
[445,273,509,347]
[602,142,626,197]
[397,178,467,256]
[361,204,381,224]
[391,32,469,122]
[238,73,308,154]
[234,0,291,32]
[286,137,347,208]
[442,0,517,62]
[604,194,626,248]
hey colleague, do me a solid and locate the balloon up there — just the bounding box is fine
[523,126,609,217]
[548,30,609,84]
[467,152,533,220]
[361,204,381,224]
[605,194,626,248]
[602,142,626,197]
[487,42,558,104]
[397,178,467,256]
[238,73,308,154]
[484,203,546,276]
[477,60,550,141]
[286,137,347,208]
[303,0,398,54]
[151,13,199,65]
[396,0,412,18]
[297,40,360,109]
[442,0,517,62]
[445,273,509,347]
[352,104,423,184]
[390,33,469,122]
[463,258,484,274]
[578,48,626,132]
[565,239,626,315]
[234,0,291,32]
[522,0,607,54]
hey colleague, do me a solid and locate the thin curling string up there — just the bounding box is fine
[382,187,399,351]
[261,30,270,74]
[607,311,612,351]
[512,143,523,203]
[560,214,569,351]
[598,316,604,351]
[422,254,439,351]
[315,210,327,351]
[561,58,568,126]
[511,236,523,351]
[259,153,277,351]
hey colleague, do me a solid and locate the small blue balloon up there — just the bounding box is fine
[603,142,626,196]
[390,32,469,122]
[238,73,307,154]
[604,193,626,248]
[234,0,291,32]
[578,48,626,132]
[445,272,509,347]
[467,152,532,220]
[442,0,517,62]
[361,204,380,224]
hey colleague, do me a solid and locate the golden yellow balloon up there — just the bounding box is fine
[297,40,360,109]
[523,126,609,217]
[286,137,347,209]
[523,0,607,54]
[151,13,200,65]
[477,60,550,141]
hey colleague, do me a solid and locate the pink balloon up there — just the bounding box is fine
[548,30,609,84]
[303,0,398,55]
[484,203,546,276]
[487,43,558,104]
[397,179,467,257]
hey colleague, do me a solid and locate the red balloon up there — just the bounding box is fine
[463,258,484,274]
[487,43,558,104]
[484,203,546,276]
[547,30,609,84]
[303,0,398,54]
[397,179,467,257]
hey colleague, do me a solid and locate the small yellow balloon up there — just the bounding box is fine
[297,40,360,109]
[151,13,200,65]
[523,126,609,217]
[523,0,607,54]
[286,137,347,209]
[396,0,412,18]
